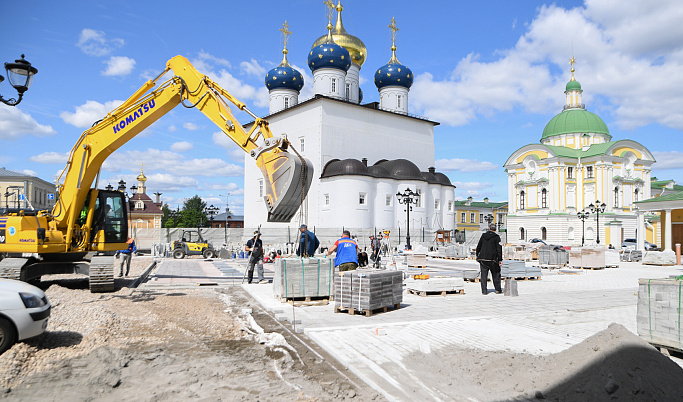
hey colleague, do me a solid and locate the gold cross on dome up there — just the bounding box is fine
[280,21,291,49]
[389,17,399,44]
[139,161,144,173]
[324,0,334,24]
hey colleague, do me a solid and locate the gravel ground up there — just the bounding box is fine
[0,256,381,401]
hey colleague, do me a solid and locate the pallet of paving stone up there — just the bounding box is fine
[605,249,620,267]
[334,303,400,317]
[444,245,468,259]
[273,257,336,300]
[637,278,683,351]
[568,247,606,268]
[334,269,403,313]
[538,246,568,266]
[407,288,465,297]
[407,253,428,267]
[279,295,332,305]
[621,249,642,262]
[405,277,465,293]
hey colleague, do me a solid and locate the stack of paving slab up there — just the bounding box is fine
[405,277,465,293]
[407,253,427,267]
[538,245,568,266]
[273,257,336,299]
[637,278,683,351]
[605,249,620,267]
[642,250,677,266]
[501,260,542,278]
[503,244,530,261]
[621,249,643,262]
[443,244,468,258]
[334,269,403,311]
[568,247,606,268]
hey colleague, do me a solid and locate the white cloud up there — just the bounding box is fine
[102,148,243,177]
[168,125,177,132]
[21,169,38,177]
[212,131,248,161]
[652,151,683,170]
[436,158,499,172]
[170,141,193,152]
[411,2,683,130]
[76,28,124,56]
[183,122,198,131]
[240,59,266,77]
[453,181,492,191]
[60,99,123,128]
[206,183,242,192]
[29,152,69,164]
[190,52,269,108]
[0,107,55,139]
[102,56,136,77]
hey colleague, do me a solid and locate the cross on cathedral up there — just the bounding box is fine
[139,162,144,173]
[324,0,335,24]
[389,17,399,45]
[279,21,291,49]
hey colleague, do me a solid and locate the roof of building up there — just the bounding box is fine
[0,167,55,187]
[214,211,244,222]
[542,108,610,140]
[128,192,163,215]
[320,158,454,186]
[453,200,508,208]
[650,180,683,192]
[565,79,582,91]
[311,3,367,66]
[636,190,683,204]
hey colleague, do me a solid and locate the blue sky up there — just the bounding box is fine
[3,0,683,215]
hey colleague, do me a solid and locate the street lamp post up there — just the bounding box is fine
[396,188,419,250]
[588,201,607,245]
[220,193,231,244]
[577,209,590,247]
[205,205,219,228]
[484,214,494,228]
[0,55,38,106]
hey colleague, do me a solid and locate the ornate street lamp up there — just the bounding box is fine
[105,184,114,191]
[484,214,494,227]
[205,204,219,228]
[577,209,590,247]
[396,188,419,250]
[169,207,181,227]
[588,201,607,245]
[0,55,38,106]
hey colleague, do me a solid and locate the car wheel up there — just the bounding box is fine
[0,317,17,355]
[202,249,216,259]
[173,249,185,259]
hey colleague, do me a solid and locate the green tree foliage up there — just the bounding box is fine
[161,204,175,228]
[178,195,208,228]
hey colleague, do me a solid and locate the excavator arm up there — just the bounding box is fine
[54,55,311,251]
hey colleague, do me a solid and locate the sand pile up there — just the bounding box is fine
[406,323,683,401]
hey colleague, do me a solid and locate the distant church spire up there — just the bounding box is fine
[564,52,584,110]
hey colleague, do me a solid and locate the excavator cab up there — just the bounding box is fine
[85,190,128,251]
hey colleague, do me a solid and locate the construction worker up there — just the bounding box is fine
[116,237,136,277]
[326,230,358,271]
[245,231,266,284]
[296,224,320,257]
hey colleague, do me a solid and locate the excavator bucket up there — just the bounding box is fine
[257,150,313,222]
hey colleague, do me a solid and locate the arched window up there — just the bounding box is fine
[331,78,336,93]
[520,227,525,241]
[284,97,289,108]
[520,191,525,210]
[541,189,547,208]
[541,227,547,240]
[614,187,619,208]
[634,188,639,201]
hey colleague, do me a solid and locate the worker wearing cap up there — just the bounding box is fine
[245,231,266,284]
[296,224,320,257]
[326,230,358,271]
[370,235,381,264]
[116,237,136,277]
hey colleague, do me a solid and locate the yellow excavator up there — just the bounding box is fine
[0,55,312,292]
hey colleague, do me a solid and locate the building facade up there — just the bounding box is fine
[0,167,55,211]
[126,169,164,229]
[454,197,508,232]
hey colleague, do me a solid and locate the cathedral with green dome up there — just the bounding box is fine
[503,58,658,247]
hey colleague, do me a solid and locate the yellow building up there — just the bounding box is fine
[504,62,657,246]
[454,197,508,232]
[127,169,163,229]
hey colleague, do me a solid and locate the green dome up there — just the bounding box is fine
[565,80,582,91]
[542,109,610,140]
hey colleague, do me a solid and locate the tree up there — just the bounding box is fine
[178,195,208,228]
[161,204,174,228]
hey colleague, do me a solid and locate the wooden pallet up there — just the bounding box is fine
[503,276,541,281]
[279,295,332,305]
[432,256,465,260]
[464,277,485,283]
[407,288,465,297]
[572,266,605,270]
[334,303,401,317]
[408,265,427,268]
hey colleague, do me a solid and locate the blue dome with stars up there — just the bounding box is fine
[265,62,304,92]
[308,42,351,73]
[374,62,413,90]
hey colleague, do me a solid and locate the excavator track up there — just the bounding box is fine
[0,258,28,282]
[89,256,115,293]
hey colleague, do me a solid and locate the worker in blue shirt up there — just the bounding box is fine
[116,237,136,277]
[296,224,320,257]
[326,230,358,271]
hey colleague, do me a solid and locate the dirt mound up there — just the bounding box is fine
[405,323,683,401]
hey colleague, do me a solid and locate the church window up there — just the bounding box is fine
[520,191,525,210]
[397,95,401,108]
[567,167,573,179]
[359,192,366,205]
[386,195,392,206]
[345,83,350,100]
[299,138,305,152]
[541,189,547,208]
[136,201,144,210]
[541,227,547,241]
[470,213,475,223]
[258,179,264,198]
[634,188,639,201]
[461,212,466,223]
[614,187,619,207]
[448,201,453,212]
[520,227,526,241]
[479,213,483,223]
[435,199,440,209]
[324,194,329,205]
[586,166,594,178]
[284,97,289,108]
[331,78,336,93]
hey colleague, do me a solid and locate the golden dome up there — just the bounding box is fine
[137,167,147,182]
[312,1,367,66]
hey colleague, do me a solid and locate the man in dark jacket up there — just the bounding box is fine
[476,223,503,295]
[296,224,320,257]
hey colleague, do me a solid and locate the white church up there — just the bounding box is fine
[244,3,456,231]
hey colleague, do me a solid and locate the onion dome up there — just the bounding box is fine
[308,14,351,73]
[374,17,413,90]
[566,79,581,91]
[368,164,390,178]
[136,168,147,182]
[265,49,304,91]
[542,109,610,139]
[312,2,367,66]
[433,172,454,187]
